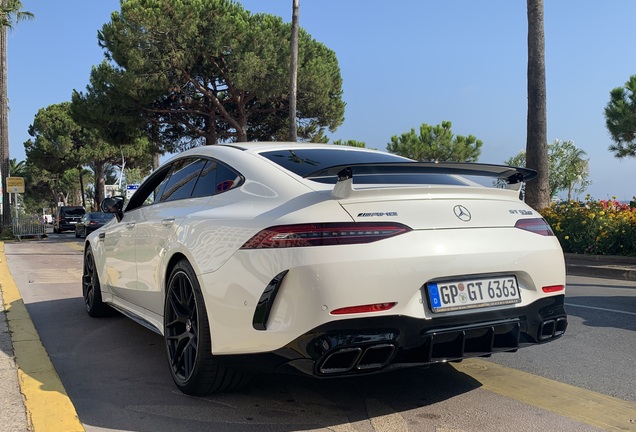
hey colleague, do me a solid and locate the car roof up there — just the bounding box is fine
[170,142,386,160]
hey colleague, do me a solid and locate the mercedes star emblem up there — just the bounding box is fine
[453,205,471,222]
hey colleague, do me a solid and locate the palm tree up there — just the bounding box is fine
[525,0,549,210]
[1,0,33,228]
[8,158,25,177]
[288,0,299,142]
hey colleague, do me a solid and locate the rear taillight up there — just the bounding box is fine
[240,222,411,249]
[514,218,554,236]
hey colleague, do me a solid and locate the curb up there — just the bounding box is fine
[565,253,636,281]
[0,242,85,432]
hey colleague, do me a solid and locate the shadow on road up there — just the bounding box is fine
[24,296,483,432]
[565,296,636,332]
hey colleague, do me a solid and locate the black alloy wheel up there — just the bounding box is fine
[164,260,248,395]
[82,249,114,317]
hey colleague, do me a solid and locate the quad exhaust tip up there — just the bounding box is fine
[538,317,567,341]
[319,344,396,374]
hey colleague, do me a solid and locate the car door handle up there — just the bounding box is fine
[161,218,175,226]
[126,222,136,229]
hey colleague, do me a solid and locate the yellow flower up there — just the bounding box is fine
[564,235,570,240]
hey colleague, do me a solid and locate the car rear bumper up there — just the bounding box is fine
[217,295,567,377]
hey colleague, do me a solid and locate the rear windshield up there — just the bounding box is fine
[89,213,114,221]
[259,149,468,186]
[61,207,85,216]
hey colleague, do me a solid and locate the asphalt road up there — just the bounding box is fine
[4,234,636,432]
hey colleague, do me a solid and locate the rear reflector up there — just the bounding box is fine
[331,302,397,315]
[514,218,555,236]
[542,285,565,293]
[241,223,411,249]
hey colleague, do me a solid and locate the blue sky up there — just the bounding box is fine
[7,1,636,201]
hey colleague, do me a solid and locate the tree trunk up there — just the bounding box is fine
[93,162,106,207]
[525,0,550,210]
[289,0,299,142]
[79,170,86,209]
[0,1,10,228]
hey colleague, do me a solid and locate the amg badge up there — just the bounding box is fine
[357,212,398,217]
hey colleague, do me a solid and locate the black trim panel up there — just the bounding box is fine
[219,295,567,378]
[252,271,289,330]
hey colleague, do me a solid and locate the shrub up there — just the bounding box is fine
[541,196,636,256]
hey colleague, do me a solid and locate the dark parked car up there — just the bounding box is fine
[54,206,86,233]
[74,212,115,238]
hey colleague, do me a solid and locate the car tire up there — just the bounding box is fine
[75,230,80,238]
[164,259,250,395]
[82,248,116,317]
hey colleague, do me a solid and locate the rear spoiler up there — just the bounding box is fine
[303,162,537,199]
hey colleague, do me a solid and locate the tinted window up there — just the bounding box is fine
[125,165,171,212]
[190,160,217,198]
[89,212,115,221]
[191,159,241,198]
[61,207,85,216]
[260,149,408,177]
[259,149,466,186]
[158,158,207,202]
[215,163,241,193]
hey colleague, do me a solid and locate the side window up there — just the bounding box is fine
[191,160,217,198]
[158,158,207,203]
[191,159,241,198]
[215,163,240,193]
[124,165,171,212]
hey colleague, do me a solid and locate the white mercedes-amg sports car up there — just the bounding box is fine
[82,143,567,395]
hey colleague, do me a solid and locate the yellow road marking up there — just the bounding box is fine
[0,242,84,432]
[67,242,84,252]
[453,358,636,432]
[366,397,409,432]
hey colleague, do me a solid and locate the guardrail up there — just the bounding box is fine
[12,216,47,240]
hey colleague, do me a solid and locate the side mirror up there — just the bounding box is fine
[101,196,125,220]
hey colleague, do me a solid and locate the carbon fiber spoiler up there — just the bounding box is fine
[304,162,537,184]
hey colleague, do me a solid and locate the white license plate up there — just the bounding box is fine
[427,276,520,313]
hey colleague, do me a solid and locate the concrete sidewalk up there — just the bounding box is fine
[0,286,30,431]
[0,251,635,432]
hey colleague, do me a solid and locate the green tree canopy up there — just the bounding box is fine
[9,158,25,177]
[505,139,591,200]
[25,103,85,173]
[387,121,482,162]
[0,0,33,28]
[605,75,636,158]
[25,102,146,207]
[93,0,344,148]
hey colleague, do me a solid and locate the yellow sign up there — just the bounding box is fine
[7,177,25,193]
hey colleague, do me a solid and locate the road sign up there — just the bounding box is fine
[7,177,25,193]
[126,184,140,199]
